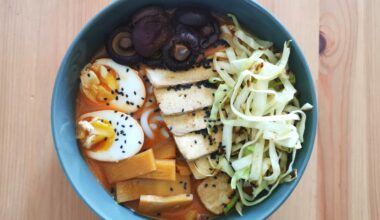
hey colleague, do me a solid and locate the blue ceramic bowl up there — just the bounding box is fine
[51,0,317,219]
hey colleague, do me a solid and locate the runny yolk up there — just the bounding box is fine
[80,63,119,104]
[77,118,115,152]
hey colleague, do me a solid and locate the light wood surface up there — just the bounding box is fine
[0,0,378,219]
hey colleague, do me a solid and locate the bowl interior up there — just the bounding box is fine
[51,0,317,219]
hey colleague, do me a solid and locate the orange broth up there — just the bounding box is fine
[76,63,213,219]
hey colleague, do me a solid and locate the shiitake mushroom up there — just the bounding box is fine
[132,15,172,57]
[106,27,142,65]
[162,31,200,71]
[174,7,210,27]
[131,6,166,25]
[106,6,222,69]
[175,7,220,49]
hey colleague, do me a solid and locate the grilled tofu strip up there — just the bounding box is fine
[163,110,208,136]
[174,128,222,161]
[146,67,216,88]
[197,173,234,215]
[154,85,215,115]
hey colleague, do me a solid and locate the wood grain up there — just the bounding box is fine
[319,0,380,219]
[0,0,378,219]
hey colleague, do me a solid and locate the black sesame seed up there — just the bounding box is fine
[194,140,197,144]
[115,138,119,141]
[126,68,129,72]
[114,110,117,113]
[137,105,140,108]
[133,91,137,95]
[141,97,145,100]
[122,150,126,153]
[116,77,120,80]
[129,125,133,128]
[121,88,124,91]
[117,132,119,136]
[125,116,129,120]
[115,96,119,101]
[114,128,117,132]
[121,125,125,128]
[138,141,142,144]
[148,99,153,103]
[87,73,90,77]
[120,114,124,117]
[120,145,123,149]
[181,108,184,112]
[126,94,129,98]
[111,90,115,95]
[124,140,126,144]
[116,122,119,125]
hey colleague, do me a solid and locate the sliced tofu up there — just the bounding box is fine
[138,194,193,213]
[146,67,217,88]
[154,85,215,115]
[163,110,208,136]
[187,156,216,180]
[197,173,234,215]
[174,128,222,161]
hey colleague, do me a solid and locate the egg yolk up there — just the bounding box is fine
[80,63,118,104]
[77,117,115,152]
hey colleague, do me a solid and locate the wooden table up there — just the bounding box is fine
[0,0,378,219]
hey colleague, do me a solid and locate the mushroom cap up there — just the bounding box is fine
[131,6,166,25]
[106,27,142,65]
[132,14,172,57]
[162,31,200,71]
[174,8,210,27]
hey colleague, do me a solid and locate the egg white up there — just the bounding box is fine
[94,58,146,113]
[79,110,144,162]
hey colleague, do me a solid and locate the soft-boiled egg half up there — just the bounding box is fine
[80,58,146,113]
[77,110,144,162]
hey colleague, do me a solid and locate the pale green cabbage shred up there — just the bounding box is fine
[205,14,313,215]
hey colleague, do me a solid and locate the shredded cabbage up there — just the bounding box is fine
[206,14,313,214]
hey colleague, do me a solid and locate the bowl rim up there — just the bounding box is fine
[51,0,318,219]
